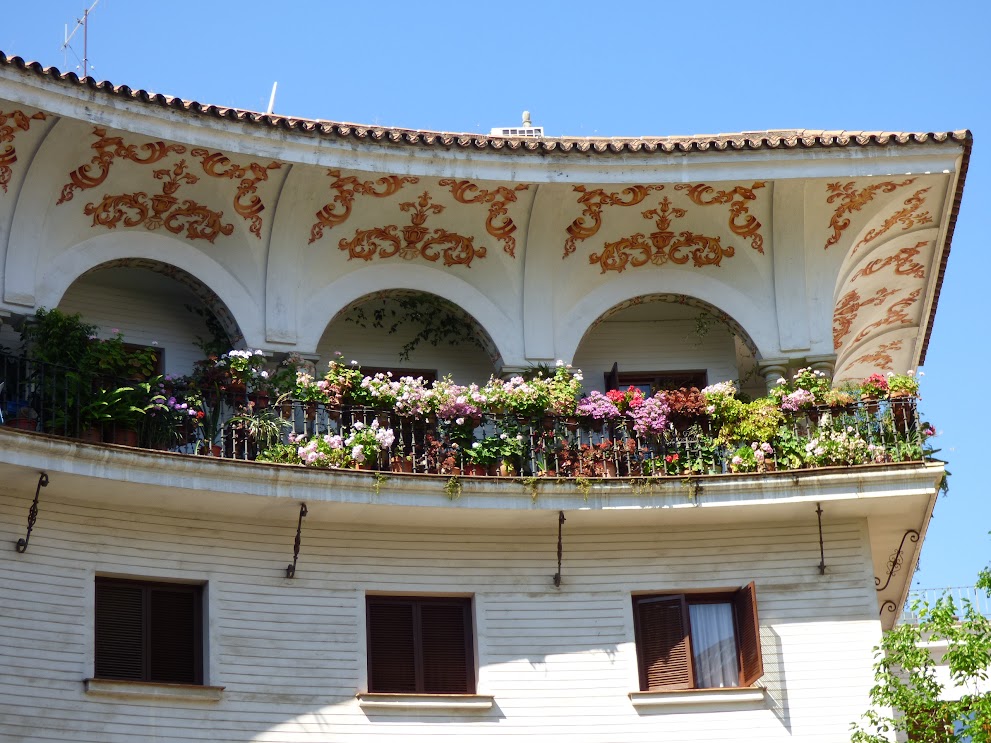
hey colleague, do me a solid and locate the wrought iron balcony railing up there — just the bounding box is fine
[0,353,931,480]
[902,586,991,624]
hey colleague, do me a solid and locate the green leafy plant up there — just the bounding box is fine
[343,294,486,361]
[888,371,921,398]
[186,303,234,359]
[444,475,462,501]
[851,570,991,742]
[20,307,96,368]
[228,407,290,453]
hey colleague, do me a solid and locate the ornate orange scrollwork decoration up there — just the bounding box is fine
[190,149,281,238]
[438,179,529,258]
[833,287,898,350]
[0,109,47,194]
[338,192,485,267]
[855,190,933,251]
[846,340,904,372]
[852,242,927,281]
[59,127,186,205]
[309,169,418,244]
[673,182,766,253]
[563,184,665,258]
[823,178,916,250]
[82,159,234,243]
[589,197,733,273]
[853,289,921,345]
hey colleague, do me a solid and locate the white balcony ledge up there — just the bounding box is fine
[630,686,766,708]
[357,692,494,710]
[84,678,224,702]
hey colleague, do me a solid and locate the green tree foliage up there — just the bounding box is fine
[852,570,991,742]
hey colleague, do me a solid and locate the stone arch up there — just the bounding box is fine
[296,264,523,366]
[33,231,263,348]
[556,274,774,365]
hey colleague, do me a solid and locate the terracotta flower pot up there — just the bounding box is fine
[113,429,140,447]
[391,459,414,473]
[8,417,38,431]
[464,463,489,477]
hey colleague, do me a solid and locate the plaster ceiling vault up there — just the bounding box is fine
[0,52,970,374]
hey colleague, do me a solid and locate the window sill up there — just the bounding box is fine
[629,686,766,708]
[357,693,494,710]
[84,678,225,702]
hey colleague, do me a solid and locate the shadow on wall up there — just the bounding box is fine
[763,626,791,734]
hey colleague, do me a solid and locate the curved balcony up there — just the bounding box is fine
[0,352,933,481]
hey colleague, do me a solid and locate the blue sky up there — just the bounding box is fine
[4,0,988,589]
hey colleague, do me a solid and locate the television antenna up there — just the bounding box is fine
[61,1,100,80]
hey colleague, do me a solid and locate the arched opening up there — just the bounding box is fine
[572,294,763,397]
[315,291,501,384]
[54,259,243,376]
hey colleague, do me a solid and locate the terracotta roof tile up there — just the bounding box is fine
[0,52,971,158]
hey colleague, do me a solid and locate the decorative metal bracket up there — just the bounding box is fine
[15,472,48,553]
[553,511,566,588]
[879,600,898,616]
[875,529,920,592]
[816,502,826,575]
[285,503,308,578]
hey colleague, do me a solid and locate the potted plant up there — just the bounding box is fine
[664,387,709,432]
[103,384,151,446]
[216,349,270,400]
[228,406,290,459]
[887,371,920,431]
[343,420,395,470]
[859,373,890,409]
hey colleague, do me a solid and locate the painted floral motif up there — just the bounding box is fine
[853,289,922,344]
[82,159,234,243]
[854,190,933,250]
[589,197,733,273]
[309,169,418,244]
[852,242,927,281]
[673,181,766,253]
[439,179,529,257]
[338,192,486,267]
[190,149,281,238]
[0,109,47,193]
[844,340,905,373]
[563,184,665,257]
[59,127,186,205]
[833,287,898,350]
[823,178,915,250]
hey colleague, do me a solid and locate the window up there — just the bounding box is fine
[366,596,474,694]
[95,578,203,685]
[633,582,763,691]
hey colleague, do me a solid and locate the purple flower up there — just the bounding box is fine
[576,391,620,420]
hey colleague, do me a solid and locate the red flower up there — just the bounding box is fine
[196,411,205,419]
[665,454,679,463]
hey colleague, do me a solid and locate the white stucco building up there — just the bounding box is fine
[0,51,970,742]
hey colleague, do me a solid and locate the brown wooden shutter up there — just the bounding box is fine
[634,595,694,691]
[95,581,144,681]
[605,362,620,392]
[367,599,417,693]
[149,586,200,684]
[419,601,472,694]
[734,581,764,687]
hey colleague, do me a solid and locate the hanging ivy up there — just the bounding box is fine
[343,295,486,361]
